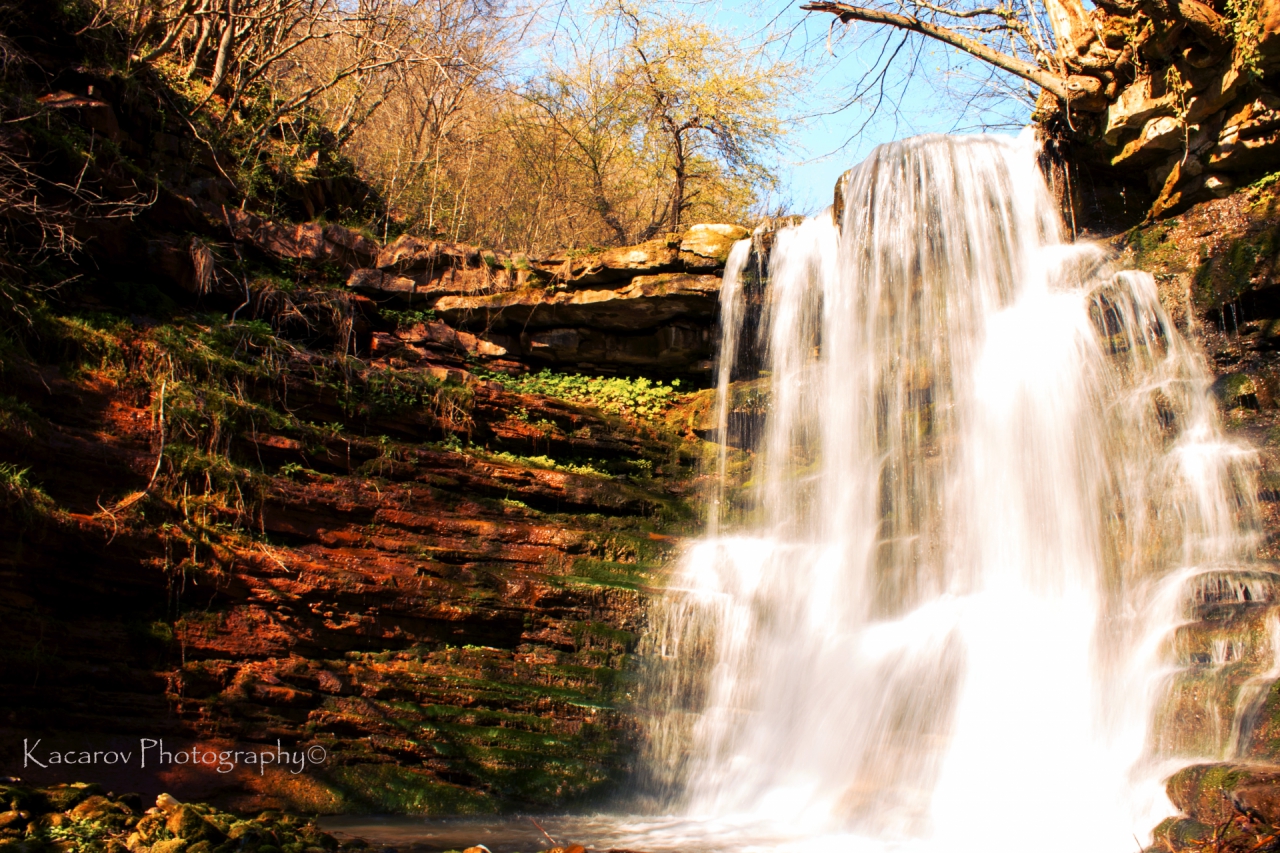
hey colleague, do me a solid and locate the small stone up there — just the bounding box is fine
[155,795,182,815]
[114,794,143,815]
[166,806,226,843]
[1203,174,1234,198]
[69,795,116,821]
[45,784,99,812]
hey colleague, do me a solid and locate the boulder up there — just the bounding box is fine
[1234,781,1280,822]
[166,805,226,843]
[533,237,681,288]
[1209,94,1280,172]
[1168,764,1280,823]
[348,225,740,371]
[1152,817,1214,849]
[346,269,419,299]
[69,795,121,821]
[1184,61,1242,123]
[222,209,378,269]
[678,223,750,269]
[357,236,535,301]
[1258,0,1280,69]
[44,783,102,812]
[150,839,187,853]
[375,235,480,272]
[37,91,123,144]
[1212,373,1262,409]
[1112,115,1190,167]
[1104,76,1180,144]
[517,322,714,371]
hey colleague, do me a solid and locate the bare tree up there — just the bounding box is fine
[799,0,1263,219]
[0,18,150,284]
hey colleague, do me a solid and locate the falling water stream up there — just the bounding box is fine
[325,133,1280,853]
[634,131,1269,851]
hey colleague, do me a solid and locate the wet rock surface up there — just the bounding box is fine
[1122,186,1280,849]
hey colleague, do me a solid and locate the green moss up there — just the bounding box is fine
[1125,222,1186,272]
[1200,764,1246,793]
[1193,226,1280,309]
[572,620,639,650]
[1153,817,1213,850]
[563,557,660,591]
[325,765,496,815]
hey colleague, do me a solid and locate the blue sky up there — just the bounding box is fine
[706,0,1035,213]
[526,0,1036,215]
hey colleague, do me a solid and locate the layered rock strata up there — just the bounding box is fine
[345,225,749,376]
[0,321,704,814]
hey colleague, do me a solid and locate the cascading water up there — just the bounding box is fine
[637,132,1271,853]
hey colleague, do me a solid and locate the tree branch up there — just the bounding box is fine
[799,0,1076,101]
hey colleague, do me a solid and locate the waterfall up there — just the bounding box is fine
[640,133,1268,852]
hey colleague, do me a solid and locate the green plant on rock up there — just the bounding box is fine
[382,308,437,329]
[0,393,37,435]
[344,367,474,428]
[1228,0,1266,80]
[478,368,683,421]
[487,450,607,477]
[0,461,54,521]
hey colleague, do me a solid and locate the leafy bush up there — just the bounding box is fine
[487,450,606,477]
[479,368,682,420]
[382,308,437,329]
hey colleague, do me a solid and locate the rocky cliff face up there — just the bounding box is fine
[345,224,748,377]
[1114,185,1280,851]
[0,2,747,815]
[0,297,717,814]
[1033,0,1280,224]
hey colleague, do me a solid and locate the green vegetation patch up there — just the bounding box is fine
[479,368,684,421]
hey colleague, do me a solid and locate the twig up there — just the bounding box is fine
[529,818,557,847]
[256,541,291,572]
[98,379,167,518]
[96,496,119,544]
[147,379,168,490]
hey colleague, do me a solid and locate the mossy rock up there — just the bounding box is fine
[1152,816,1213,850]
[1212,373,1260,409]
[44,783,103,812]
[1166,763,1280,822]
[166,805,225,843]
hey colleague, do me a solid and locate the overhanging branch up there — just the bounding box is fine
[800,1,1072,100]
